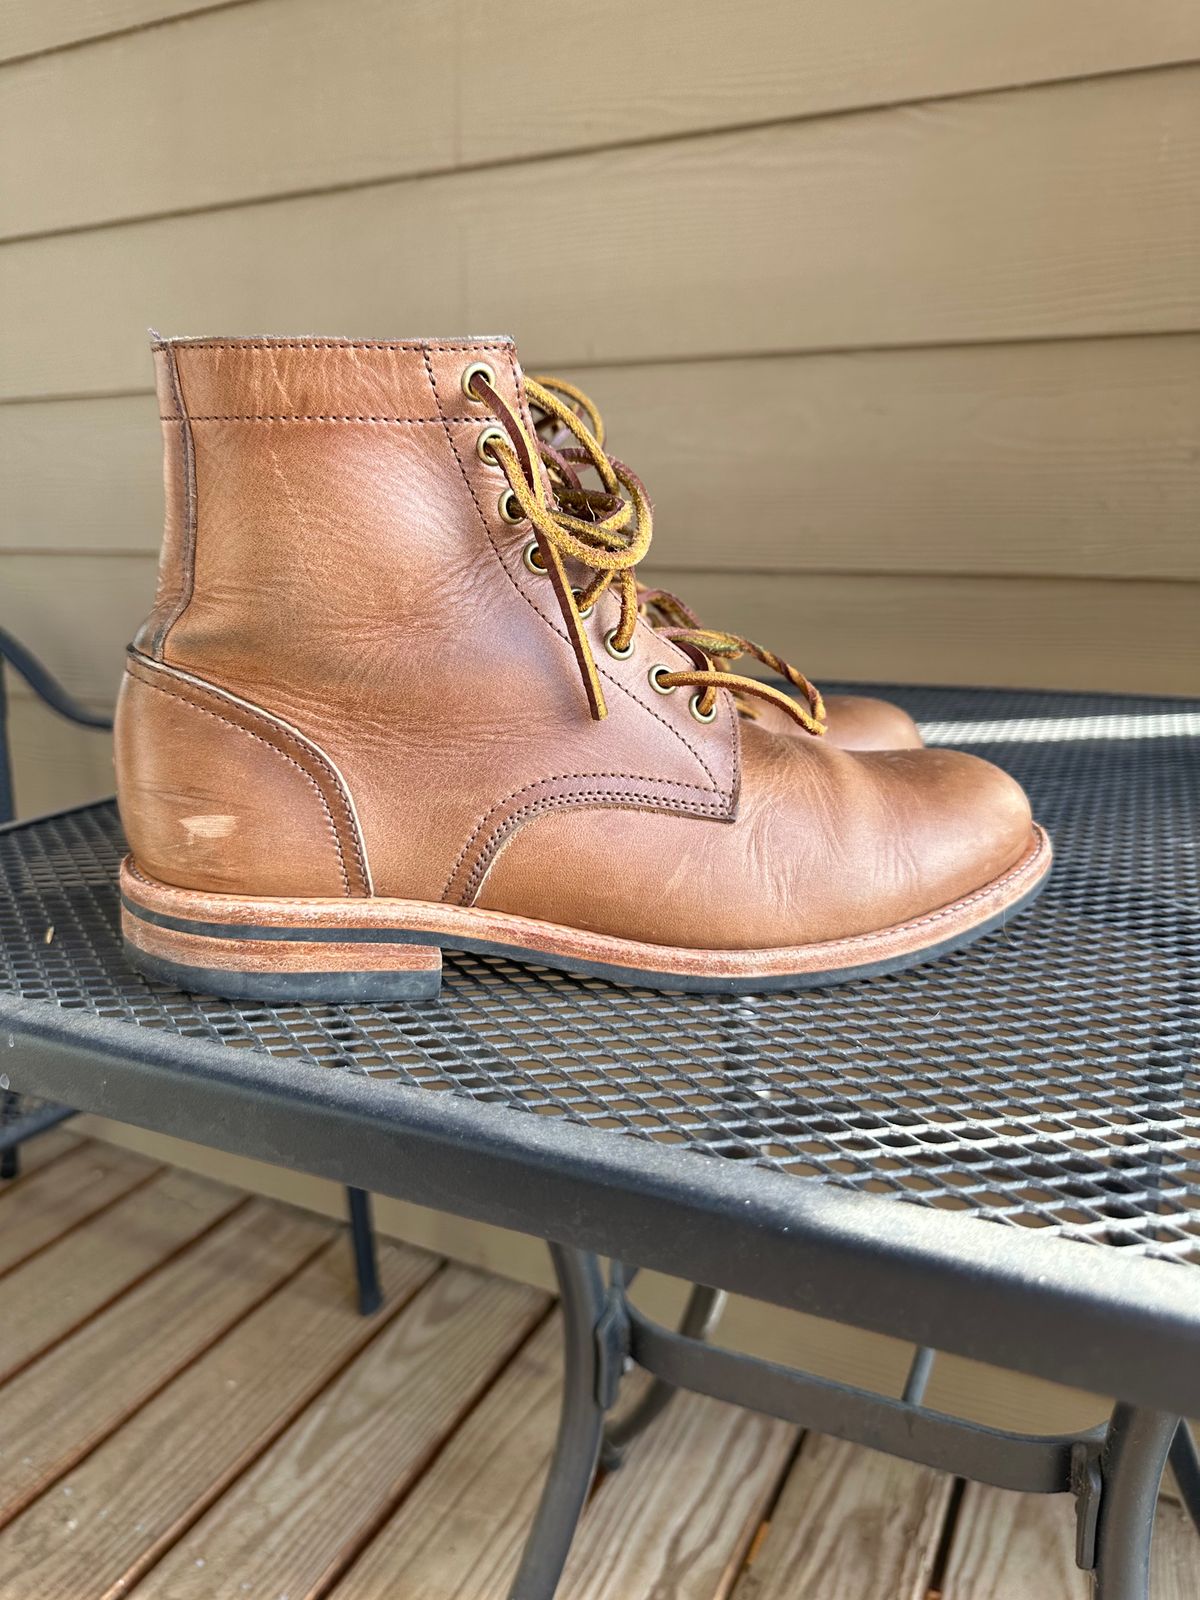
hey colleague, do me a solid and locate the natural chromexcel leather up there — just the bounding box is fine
[116,333,1041,964]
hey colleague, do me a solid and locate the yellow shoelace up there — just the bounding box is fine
[468,368,825,734]
[528,374,826,735]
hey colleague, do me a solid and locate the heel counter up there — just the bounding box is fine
[115,656,368,898]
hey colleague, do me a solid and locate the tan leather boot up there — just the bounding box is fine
[530,375,925,751]
[115,335,1050,1001]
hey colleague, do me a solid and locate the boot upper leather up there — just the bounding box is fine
[475,719,1033,948]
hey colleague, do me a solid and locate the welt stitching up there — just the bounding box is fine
[466,813,1048,927]
[440,769,724,897]
[460,786,728,903]
[133,672,352,895]
[123,826,1046,948]
[726,828,1050,952]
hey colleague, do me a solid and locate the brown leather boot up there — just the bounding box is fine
[530,375,924,752]
[115,334,1050,1002]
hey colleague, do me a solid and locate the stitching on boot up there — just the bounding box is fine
[168,415,487,424]
[441,770,731,903]
[128,653,372,895]
[163,340,516,353]
[498,345,735,796]
[123,825,1048,960]
[129,673,353,896]
[151,343,197,659]
[422,344,730,802]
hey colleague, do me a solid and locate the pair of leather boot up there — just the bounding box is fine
[115,335,1050,1001]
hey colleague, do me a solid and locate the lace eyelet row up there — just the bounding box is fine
[652,664,715,720]
[468,364,734,730]
[521,548,714,722]
[466,379,518,528]
[467,364,824,734]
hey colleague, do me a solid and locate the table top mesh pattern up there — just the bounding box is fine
[2,685,1197,1265]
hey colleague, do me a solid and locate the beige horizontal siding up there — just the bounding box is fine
[4,0,1200,236]
[0,0,229,65]
[546,342,1200,581]
[3,553,1195,703]
[4,337,1198,580]
[0,393,162,552]
[3,67,1199,402]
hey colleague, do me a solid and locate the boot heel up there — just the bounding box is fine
[121,901,443,1004]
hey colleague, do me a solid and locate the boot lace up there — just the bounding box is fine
[529,374,825,735]
[468,368,826,735]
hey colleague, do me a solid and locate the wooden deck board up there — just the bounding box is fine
[131,1267,547,1599]
[559,1395,794,1599]
[0,1126,81,1184]
[941,1482,1088,1598]
[942,1482,1197,1599]
[0,1240,438,1600]
[328,1313,565,1600]
[0,1140,159,1277]
[732,1433,950,1600]
[0,1164,1194,1598]
[333,1312,796,1600]
[0,1170,242,1383]
[0,1198,331,1524]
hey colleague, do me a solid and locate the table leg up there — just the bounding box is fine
[0,1091,19,1180]
[345,1187,382,1316]
[510,1244,607,1600]
[1168,1423,1200,1539]
[1093,1403,1178,1600]
[601,1283,726,1469]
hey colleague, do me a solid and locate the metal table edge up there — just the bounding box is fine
[3,985,1198,1419]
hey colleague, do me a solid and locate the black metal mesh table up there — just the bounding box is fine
[2,684,1198,1600]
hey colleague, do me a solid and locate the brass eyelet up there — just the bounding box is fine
[522,538,547,572]
[648,663,677,695]
[689,692,717,723]
[500,491,525,526]
[572,587,595,620]
[605,630,635,661]
[476,425,507,464]
[462,361,496,401]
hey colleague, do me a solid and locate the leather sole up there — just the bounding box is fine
[118,825,1051,1001]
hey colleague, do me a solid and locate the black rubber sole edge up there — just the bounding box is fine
[121,867,1049,1002]
[123,941,442,1003]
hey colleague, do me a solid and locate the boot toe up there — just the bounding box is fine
[855,745,1037,924]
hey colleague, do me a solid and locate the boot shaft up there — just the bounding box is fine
[138,336,544,697]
